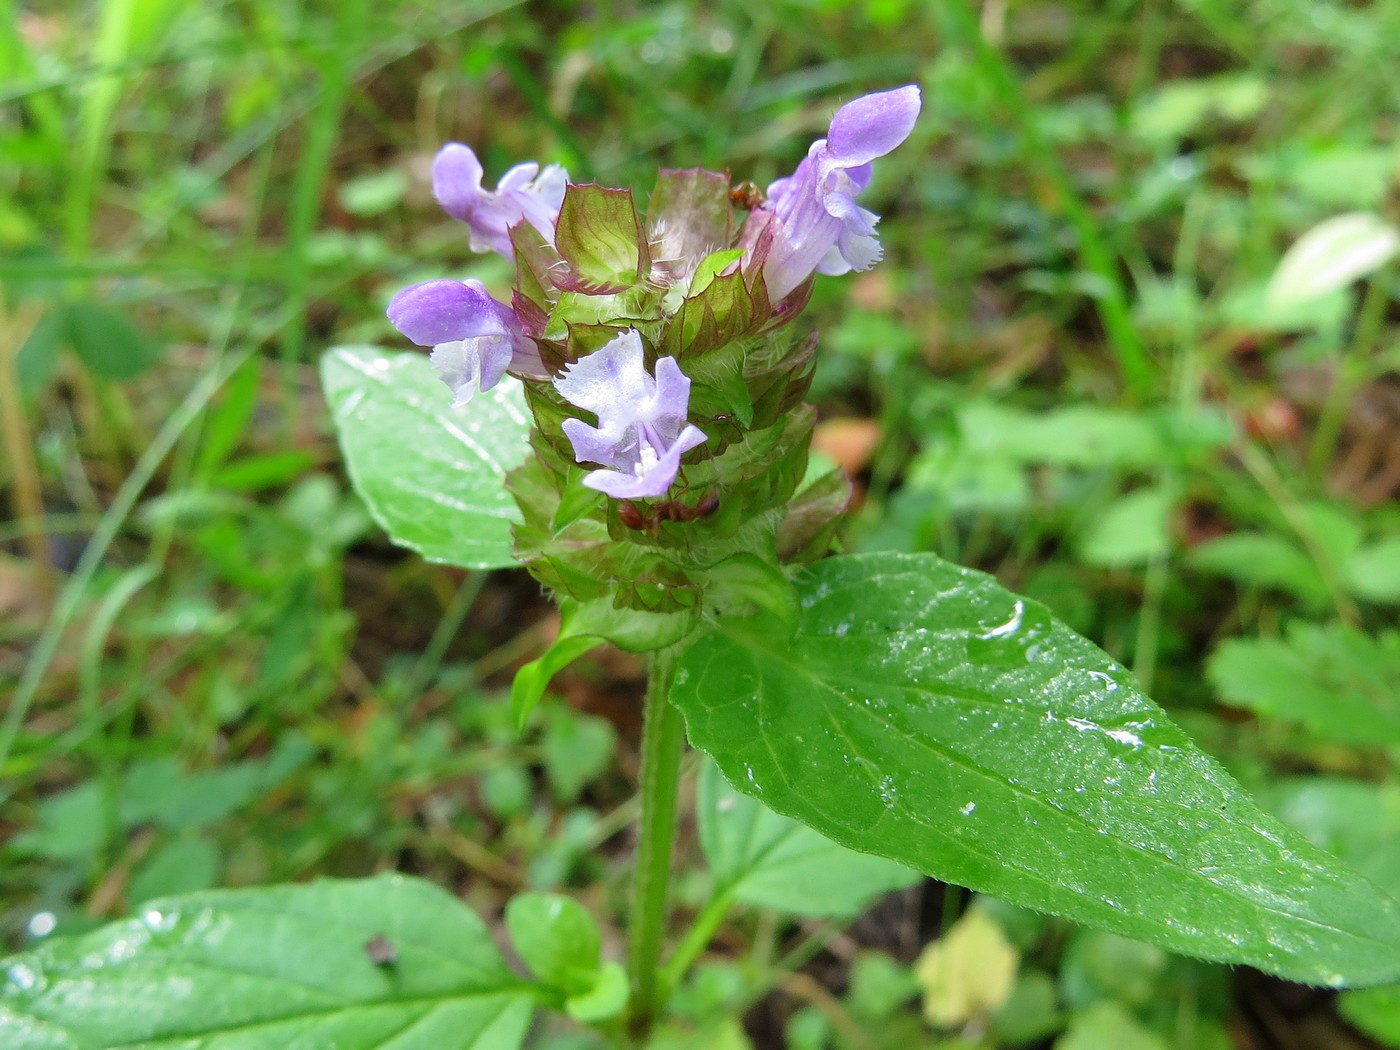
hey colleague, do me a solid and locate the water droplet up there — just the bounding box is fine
[26,912,55,939]
[978,600,1024,640]
[6,963,41,992]
[876,776,898,808]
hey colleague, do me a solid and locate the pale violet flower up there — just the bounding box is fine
[433,143,568,257]
[555,330,707,499]
[386,278,544,405]
[742,85,921,301]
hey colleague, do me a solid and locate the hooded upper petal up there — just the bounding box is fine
[821,86,923,173]
[740,85,921,301]
[431,143,569,257]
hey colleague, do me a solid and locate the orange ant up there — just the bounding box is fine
[729,181,765,210]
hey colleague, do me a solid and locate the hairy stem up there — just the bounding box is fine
[627,644,685,1036]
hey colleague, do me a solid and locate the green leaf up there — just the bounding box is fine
[1187,532,1330,607]
[1059,929,1167,1010]
[320,346,529,569]
[1075,485,1173,568]
[696,757,919,919]
[66,302,163,380]
[1054,1001,1167,1050]
[847,951,919,1020]
[1341,984,1400,1048]
[543,709,617,804]
[564,962,628,1023]
[512,597,698,730]
[672,551,1400,985]
[119,737,311,831]
[511,633,602,732]
[0,874,534,1049]
[16,307,64,394]
[504,892,602,994]
[1267,212,1400,308]
[1206,623,1400,746]
[1348,536,1400,604]
[1264,777,1400,892]
[127,836,221,904]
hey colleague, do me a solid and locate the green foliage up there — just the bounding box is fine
[674,552,1400,984]
[697,757,919,918]
[320,347,530,569]
[9,0,1400,1045]
[1207,623,1400,746]
[0,876,535,1049]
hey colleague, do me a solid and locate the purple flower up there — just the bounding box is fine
[554,329,708,499]
[741,85,921,301]
[433,143,568,257]
[387,278,544,405]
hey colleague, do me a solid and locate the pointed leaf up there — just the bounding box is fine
[672,551,1400,986]
[320,346,529,569]
[0,874,534,1049]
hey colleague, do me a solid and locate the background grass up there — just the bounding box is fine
[4,1,1400,1047]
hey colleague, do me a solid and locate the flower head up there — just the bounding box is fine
[387,278,544,405]
[433,143,568,257]
[555,330,707,499]
[741,85,921,301]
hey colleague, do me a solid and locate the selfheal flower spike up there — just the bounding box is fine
[742,85,921,301]
[386,278,544,405]
[433,143,568,258]
[555,329,707,499]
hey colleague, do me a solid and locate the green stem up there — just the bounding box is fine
[659,887,738,1002]
[627,645,685,1036]
[1308,267,1391,484]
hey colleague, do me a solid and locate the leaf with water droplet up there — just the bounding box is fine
[673,551,1400,986]
[0,874,534,1048]
[696,757,918,918]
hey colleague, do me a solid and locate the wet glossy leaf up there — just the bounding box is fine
[673,551,1400,985]
[321,346,529,569]
[697,757,919,918]
[0,874,534,1049]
